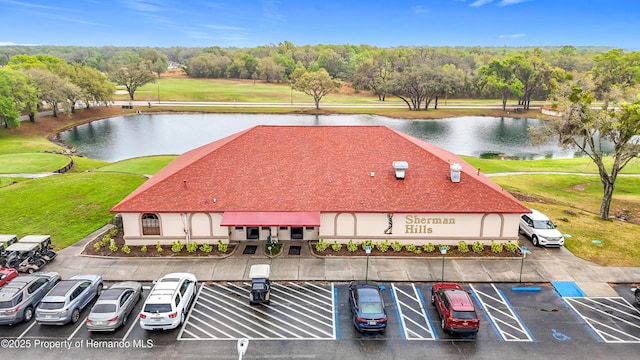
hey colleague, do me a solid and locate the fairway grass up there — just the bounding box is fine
[0,153,70,173]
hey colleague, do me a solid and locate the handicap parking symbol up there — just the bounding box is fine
[552,328,570,341]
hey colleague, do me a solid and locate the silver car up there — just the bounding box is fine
[86,281,142,331]
[35,274,103,325]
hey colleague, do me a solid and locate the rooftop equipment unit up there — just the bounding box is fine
[450,163,462,183]
[392,161,408,180]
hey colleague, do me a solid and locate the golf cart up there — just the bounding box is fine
[4,242,47,274]
[249,264,271,305]
[18,235,57,262]
[0,235,19,267]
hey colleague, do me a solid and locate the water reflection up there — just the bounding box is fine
[57,114,603,162]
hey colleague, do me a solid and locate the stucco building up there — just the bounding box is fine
[111,125,529,247]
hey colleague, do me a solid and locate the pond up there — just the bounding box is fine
[57,114,598,162]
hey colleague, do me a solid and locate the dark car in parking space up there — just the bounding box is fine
[348,281,387,333]
[0,271,61,325]
[431,282,480,335]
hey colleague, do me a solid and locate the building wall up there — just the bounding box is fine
[122,211,520,246]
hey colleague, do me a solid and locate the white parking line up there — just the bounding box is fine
[391,284,435,340]
[470,284,533,342]
[564,297,640,343]
[67,314,89,341]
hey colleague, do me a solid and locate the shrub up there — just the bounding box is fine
[266,242,282,255]
[439,244,451,254]
[93,242,102,252]
[361,239,373,251]
[315,238,329,252]
[108,227,118,238]
[156,241,163,254]
[109,242,118,253]
[423,242,435,253]
[171,240,184,253]
[217,240,229,253]
[405,244,417,253]
[121,244,131,254]
[141,245,148,253]
[457,241,469,254]
[504,240,519,252]
[200,243,213,253]
[331,241,343,251]
[472,241,484,253]
[391,241,403,252]
[376,240,389,253]
[100,235,111,247]
[347,240,359,252]
[491,241,504,253]
[187,241,198,253]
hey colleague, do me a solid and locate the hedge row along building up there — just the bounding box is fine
[111,125,530,248]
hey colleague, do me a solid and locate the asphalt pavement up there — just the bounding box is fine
[49,225,640,298]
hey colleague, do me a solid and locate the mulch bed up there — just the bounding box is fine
[312,245,521,258]
[83,229,234,258]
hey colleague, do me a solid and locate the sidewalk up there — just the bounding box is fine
[49,227,640,298]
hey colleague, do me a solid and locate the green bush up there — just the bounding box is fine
[457,241,469,253]
[376,240,389,253]
[121,244,131,254]
[315,238,329,252]
[361,239,373,251]
[199,243,213,253]
[109,242,118,253]
[108,227,118,238]
[491,240,504,253]
[186,241,198,253]
[472,241,484,253]
[331,241,342,251]
[171,240,184,253]
[156,241,163,254]
[504,240,519,252]
[391,241,403,252]
[266,242,281,255]
[439,244,451,253]
[100,234,111,247]
[405,244,417,253]
[93,242,102,252]
[347,240,359,252]
[217,240,229,253]
[141,245,148,253]
[423,242,435,252]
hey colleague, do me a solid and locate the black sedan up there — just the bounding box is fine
[348,281,387,333]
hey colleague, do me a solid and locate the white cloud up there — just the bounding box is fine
[0,41,38,46]
[499,33,526,39]
[470,0,493,7]
[412,6,431,14]
[499,0,529,6]
[122,0,165,13]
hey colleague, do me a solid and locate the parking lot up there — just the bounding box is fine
[1,281,639,350]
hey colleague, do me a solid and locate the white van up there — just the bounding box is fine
[139,272,197,330]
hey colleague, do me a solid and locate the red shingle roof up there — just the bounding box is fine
[111,125,528,214]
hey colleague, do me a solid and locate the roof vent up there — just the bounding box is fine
[450,163,462,183]
[392,161,408,180]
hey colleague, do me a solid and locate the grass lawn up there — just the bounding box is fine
[96,155,177,175]
[0,153,70,173]
[0,172,147,250]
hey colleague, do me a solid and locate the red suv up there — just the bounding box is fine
[431,282,480,335]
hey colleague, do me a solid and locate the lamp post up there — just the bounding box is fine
[519,246,529,283]
[440,245,447,282]
[365,245,372,283]
[237,338,249,360]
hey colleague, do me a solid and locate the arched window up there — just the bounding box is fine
[142,213,160,235]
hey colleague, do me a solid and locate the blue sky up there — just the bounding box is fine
[0,0,638,49]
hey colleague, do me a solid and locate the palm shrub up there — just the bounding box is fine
[156,241,163,254]
[315,238,329,252]
[423,242,435,253]
[141,245,148,253]
[121,244,131,254]
[217,240,229,253]
[391,241,403,252]
[199,243,213,253]
[376,240,389,252]
[504,240,519,252]
[109,242,118,253]
[472,241,484,253]
[171,240,184,253]
[347,240,359,252]
[405,244,417,253]
[331,241,342,251]
[491,241,504,253]
[457,241,469,254]
[93,242,102,252]
[186,241,198,253]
